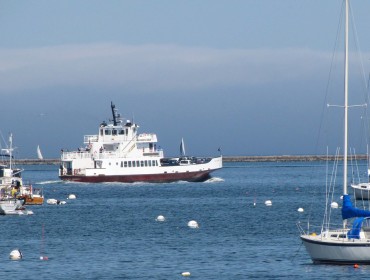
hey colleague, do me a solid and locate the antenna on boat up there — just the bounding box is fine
[110,102,124,125]
[110,102,117,126]
[8,133,13,170]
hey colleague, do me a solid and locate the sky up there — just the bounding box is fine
[1,0,370,158]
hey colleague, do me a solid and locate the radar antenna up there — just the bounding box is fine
[110,102,123,125]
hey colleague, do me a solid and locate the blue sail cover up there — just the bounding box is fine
[342,194,370,220]
[348,217,365,239]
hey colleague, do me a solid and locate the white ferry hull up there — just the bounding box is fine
[60,169,214,183]
[301,235,370,264]
[60,157,222,183]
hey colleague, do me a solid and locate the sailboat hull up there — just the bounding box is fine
[301,235,370,264]
[352,183,370,200]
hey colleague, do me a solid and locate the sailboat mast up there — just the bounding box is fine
[343,0,349,229]
[9,133,12,170]
[343,0,349,196]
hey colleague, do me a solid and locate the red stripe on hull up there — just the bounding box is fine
[59,170,214,183]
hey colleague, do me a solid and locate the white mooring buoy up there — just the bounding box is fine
[9,249,22,260]
[265,200,272,206]
[298,208,304,213]
[156,215,165,222]
[187,220,199,229]
[47,198,58,205]
[68,194,76,200]
[331,202,339,209]
[182,271,191,277]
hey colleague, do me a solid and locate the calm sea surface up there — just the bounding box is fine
[2,161,370,279]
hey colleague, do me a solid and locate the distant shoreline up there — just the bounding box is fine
[2,155,367,165]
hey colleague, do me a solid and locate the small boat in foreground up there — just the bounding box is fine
[59,102,222,183]
[0,134,38,214]
[17,185,44,205]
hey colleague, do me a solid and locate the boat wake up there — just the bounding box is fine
[36,180,63,185]
[204,177,224,183]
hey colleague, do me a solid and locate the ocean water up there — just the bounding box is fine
[2,161,370,279]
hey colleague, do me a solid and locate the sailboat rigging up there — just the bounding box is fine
[299,0,370,264]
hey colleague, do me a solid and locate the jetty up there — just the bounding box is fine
[222,155,368,162]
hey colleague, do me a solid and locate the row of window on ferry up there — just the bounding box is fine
[100,128,128,136]
[120,159,159,168]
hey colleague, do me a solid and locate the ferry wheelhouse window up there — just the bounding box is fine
[140,161,144,167]
[148,160,152,167]
[112,130,117,135]
[132,161,136,167]
[119,129,124,135]
[105,129,112,135]
[128,161,132,167]
[124,161,128,167]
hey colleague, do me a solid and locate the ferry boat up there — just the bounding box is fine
[59,102,222,183]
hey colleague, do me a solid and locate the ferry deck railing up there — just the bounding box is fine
[84,135,99,143]
[61,149,164,160]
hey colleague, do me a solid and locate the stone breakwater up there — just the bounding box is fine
[2,155,367,165]
[222,155,368,162]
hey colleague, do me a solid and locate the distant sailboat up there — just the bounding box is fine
[180,138,186,157]
[37,145,43,160]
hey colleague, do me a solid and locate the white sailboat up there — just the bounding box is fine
[351,146,370,199]
[37,145,43,160]
[351,170,370,200]
[180,138,186,156]
[299,0,370,264]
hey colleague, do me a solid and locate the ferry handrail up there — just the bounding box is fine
[119,136,137,156]
[84,135,98,143]
[61,151,92,160]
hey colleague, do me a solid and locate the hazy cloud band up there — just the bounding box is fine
[0,43,333,93]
